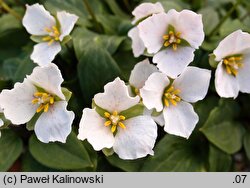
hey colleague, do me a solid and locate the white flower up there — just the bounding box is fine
[0,107,3,138]
[128,2,164,57]
[213,30,250,98]
[78,78,157,160]
[137,9,204,78]
[22,3,78,66]
[140,67,211,138]
[0,64,75,143]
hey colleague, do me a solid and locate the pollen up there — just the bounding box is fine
[42,25,61,45]
[104,111,126,133]
[223,55,243,76]
[163,29,182,51]
[32,91,55,113]
[163,86,181,107]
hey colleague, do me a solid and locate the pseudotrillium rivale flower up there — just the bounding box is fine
[213,30,250,98]
[140,67,211,138]
[78,78,157,160]
[0,64,74,143]
[22,3,78,66]
[138,9,204,78]
[128,2,164,57]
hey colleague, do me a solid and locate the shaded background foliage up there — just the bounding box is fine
[0,0,250,172]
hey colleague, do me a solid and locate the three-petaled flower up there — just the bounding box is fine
[137,9,204,78]
[140,67,211,138]
[128,2,164,57]
[213,30,250,98]
[0,64,75,143]
[22,3,78,66]
[78,78,157,160]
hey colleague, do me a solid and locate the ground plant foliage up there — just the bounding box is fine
[0,0,250,172]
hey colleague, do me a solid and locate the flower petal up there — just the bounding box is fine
[31,42,61,66]
[113,116,157,160]
[34,101,74,143]
[22,3,56,35]
[94,78,140,113]
[132,2,164,24]
[153,47,195,78]
[0,79,37,125]
[138,12,169,54]
[215,62,239,98]
[57,11,78,41]
[27,63,65,100]
[173,66,211,103]
[77,108,115,150]
[0,119,3,127]
[237,54,250,93]
[129,59,158,89]
[213,30,250,61]
[143,109,164,126]
[163,101,198,138]
[140,72,169,112]
[173,9,204,49]
[128,27,145,57]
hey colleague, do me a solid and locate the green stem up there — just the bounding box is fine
[0,0,22,20]
[208,0,241,38]
[82,0,102,33]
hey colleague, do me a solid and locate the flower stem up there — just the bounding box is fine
[0,0,22,20]
[82,0,102,33]
[208,0,241,38]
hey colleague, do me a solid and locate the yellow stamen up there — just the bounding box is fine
[172,43,177,51]
[44,103,49,113]
[104,111,126,134]
[118,122,126,129]
[111,125,117,133]
[43,25,61,45]
[163,85,181,107]
[163,34,169,40]
[164,99,169,107]
[104,112,110,118]
[170,99,177,106]
[104,120,111,126]
[119,115,126,120]
[164,41,170,47]
[163,27,182,50]
[42,36,52,41]
[223,55,243,76]
[36,105,45,113]
[113,111,118,116]
[48,39,54,45]
[32,98,39,104]
[32,91,55,113]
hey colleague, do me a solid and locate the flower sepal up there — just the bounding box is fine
[26,112,41,131]
[0,114,11,129]
[61,35,72,45]
[209,54,219,68]
[151,109,162,117]
[102,148,114,157]
[61,87,72,102]
[30,35,46,43]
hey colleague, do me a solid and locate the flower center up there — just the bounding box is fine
[163,29,182,51]
[32,92,55,113]
[223,55,243,76]
[104,111,126,133]
[42,26,61,45]
[163,85,181,107]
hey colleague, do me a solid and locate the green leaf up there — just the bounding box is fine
[77,45,121,105]
[208,144,232,172]
[0,130,23,171]
[200,100,244,154]
[104,0,129,18]
[106,154,145,172]
[29,132,94,170]
[219,19,249,38]
[243,131,250,160]
[141,135,206,171]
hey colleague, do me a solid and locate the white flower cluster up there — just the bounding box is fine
[0,2,250,160]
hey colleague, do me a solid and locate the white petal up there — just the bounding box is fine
[0,119,3,127]
[113,116,157,160]
[163,101,198,138]
[128,27,145,57]
[213,30,250,61]
[143,109,164,126]
[138,12,169,54]
[77,108,114,150]
[27,63,65,100]
[140,72,169,112]
[215,62,239,98]
[22,3,56,35]
[129,59,158,89]
[34,101,74,143]
[153,47,195,78]
[174,10,204,49]
[0,79,37,125]
[173,66,211,103]
[132,2,164,24]
[94,78,140,113]
[237,54,250,93]
[57,11,78,41]
[31,42,61,66]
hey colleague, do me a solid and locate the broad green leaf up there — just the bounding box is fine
[106,154,145,172]
[243,131,250,160]
[200,100,244,154]
[77,45,121,105]
[219,19,248,38]
[104,0,129,18]
[141,135,206,171]
[29,132,94,170]
[0,130,23,171]
[208,144,232,172]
